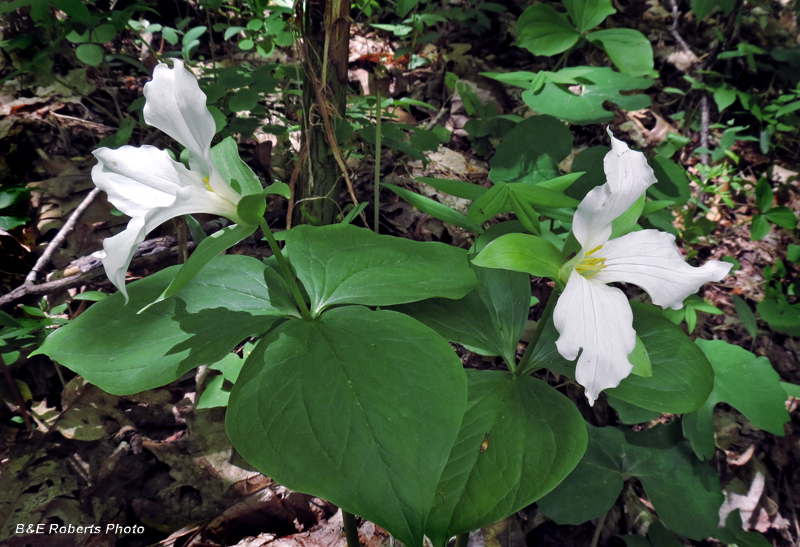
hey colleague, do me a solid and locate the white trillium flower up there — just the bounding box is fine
[92,60,244,301]
[553,130,732,405]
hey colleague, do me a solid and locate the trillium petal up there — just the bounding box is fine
[573,130,657,250]
[592,230,733,310]
[101,216,147,302]
[101,185,241,302]
[143,60,216,173]
[92,145,204,218]
[554,270,636,405]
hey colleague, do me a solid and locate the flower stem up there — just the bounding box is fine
[516,288,559,375]
[455,532,470,547]
[342,510,361,547]
[373,88,382,234]
[258,219,312,320]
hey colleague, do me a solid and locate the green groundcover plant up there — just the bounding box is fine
[36,60,795,547]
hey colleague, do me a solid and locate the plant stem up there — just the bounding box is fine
[374,88,382,233]
[590,510,608,547]
[258,219,312,320]
[455,532,470,547]
[342,510,361,547]
[516,288,560,375]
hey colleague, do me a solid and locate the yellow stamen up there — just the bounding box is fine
[576,247,607,279]
[204,176,213,192]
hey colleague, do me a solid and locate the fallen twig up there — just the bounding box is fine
[25,187,102,286]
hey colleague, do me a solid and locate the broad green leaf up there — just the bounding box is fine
[682,340,789,460]
[750,214,770,240]
[606,395,660,424]
[566,146,609,200]
[755,178,773,212]
[562,0,616,32]
[425,371,587,546]
[480,70,541,89]
[716,510,774,547]
[732,295,758,339]
[516,4,580,56]
[285,224,479,315]
[522,67,651,125]
[764,206,797,229]
[229,87,260,112]
[538,422,723,541]
[784,381,800,399]
[394,266,530,365]
[472,233,563,281]
[384,183,480,233]
[468,183,510,225]
[76,43,104,66]
[140,223,258,311]
[649,156,691,205]
[396,0,421,17]
[758,295,800,336]
[226,306,467,547]
[489,116,574,184]
[587,29,654,76]
[691,0,716,20]
[608,304,713,413]
[629,336,652,377]
[196,373,231,409]
[210,137,264,195]
[35,256,294,395]
[182,26,207,47]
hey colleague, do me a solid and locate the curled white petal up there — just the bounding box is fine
[592,230,733,310]
[554,270,636,405]
[102,217,146,302]
[100,185,241,302]
[143,60,216,174]
[92,145,202,218]
[573,131,657,250]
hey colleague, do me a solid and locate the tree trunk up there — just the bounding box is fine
[295,0,350,226]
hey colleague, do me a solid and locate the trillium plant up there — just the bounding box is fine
[39,61,741,546]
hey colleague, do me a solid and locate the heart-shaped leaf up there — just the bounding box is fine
[226,306,468,547]
[682,340,789,460]
[394,266,530,365]
[521,67,651,125]
[285,224,479,315]
[425,370,587,546]
[538,422,723,541]
[36,255,293,394]
[516,4,580,56]
[587,28,654,76]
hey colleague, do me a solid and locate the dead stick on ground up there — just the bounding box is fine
[0,187,102,308]
[25,187,102,286]
[0,237,196,309]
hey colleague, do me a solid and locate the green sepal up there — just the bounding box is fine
[210,136,263,196]
[629,336,652,377]
[472,232,563,281]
